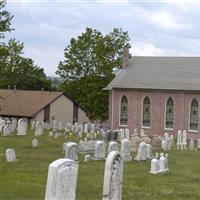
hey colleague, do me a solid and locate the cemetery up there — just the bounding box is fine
[0,119,200,200]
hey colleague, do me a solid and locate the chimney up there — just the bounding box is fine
[122,48,129,68]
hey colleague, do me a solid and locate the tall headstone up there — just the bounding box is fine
[124,128,130,140]
[197,139,200,149]
[3,121,12,136]
[35,121,44,136]
[5,149,17,162]
[52,120,57,132]
[121,139,132,161]
[176,130,182,150]
[45,158,78,200]
[146,144,153,159]
[150,158,159,174]
[31,120,36,130]
[64,142,78,161]
[93,141,106,160]
[189,138,194,150]
[58,122,62,131]
[134,142,147,161]
[17,118,28,135]
[84,123,88,134]
[181,130,187,150]
[0,119,6,132]
[11,118,17,133]
[102,151,123,200]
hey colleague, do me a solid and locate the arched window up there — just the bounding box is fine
[190,99,198,130]
[120,95,128,126]
[165,97,174,129]
[142,97,150,127]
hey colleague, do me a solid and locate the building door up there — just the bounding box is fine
[44,104,50,122]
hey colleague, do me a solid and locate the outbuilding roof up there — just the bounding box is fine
[0,89,63,117]
[105,56,200,91]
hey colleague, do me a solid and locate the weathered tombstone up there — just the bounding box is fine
[134,142,147,161]
[78,124,83,137]
[181,130,187,150]
[130,133,141,152]
[65,122,72,133]
[52,120,57,132]
[49,131,54,137]
[150,158,159,174]
[54,132,62,138]
[5,149,17,162]
[84,123,88,134]
[121,139,132,161]
[119,129,125,140]
[0,119,6,132]
[159,154,167,173]
[197,139,200,149]
[93,141,106,160]
[58,122,62,131]
[45,158,78,200]
[31,120,36,130]
[35,121,44,136]
[84,154,91,162]
[155,152,159,159]
[64,142,78,161]
[146,144,153,159]
[189,138,194,150]
[3,121,12,136]
[124,128,130,140]
[107,141,120,154]
[11,118,17,133]
[102,151,123,200]
[165,153,169,171]
[17,118,28,135]
[140,128,145,137]
[32,138,39,148]
[176,130,182,150]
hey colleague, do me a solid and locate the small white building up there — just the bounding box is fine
[0,89,89,126]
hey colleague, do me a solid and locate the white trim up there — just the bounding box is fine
[164,96,174,130]
[164,128,174,131]
[188,130,199,133]
[111,90,114,130]
[141,96,151,128]
[119,94,128,127]
[188,97,199,132]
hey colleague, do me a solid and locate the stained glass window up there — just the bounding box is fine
[142,97,150,127]
[190,99,198,130]
[165,97,174,129]
[120,95,128,126]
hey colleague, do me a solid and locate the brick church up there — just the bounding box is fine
[105,50,200,139]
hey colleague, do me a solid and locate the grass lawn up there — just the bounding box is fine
[0,128,200,200]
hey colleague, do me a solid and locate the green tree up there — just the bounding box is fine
[0,0,13,40]
[57,27,131,120]
[0,39,52,90]
[0,1,52,90]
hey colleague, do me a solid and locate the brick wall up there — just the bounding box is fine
[110,89,200,140]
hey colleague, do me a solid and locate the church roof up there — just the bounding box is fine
[105,56,200,91]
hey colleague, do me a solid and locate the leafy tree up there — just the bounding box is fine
[57,27,131,120]
[0,1,52,90]
[0,39,52,90]
[0,0,13,40]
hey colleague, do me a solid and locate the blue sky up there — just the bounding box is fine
[5,0,200,76]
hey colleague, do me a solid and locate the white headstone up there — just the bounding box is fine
[5,149,17,162]
[45,158,78,200]
[32,138,39,148]
[0,119,6,132]
[3,122,12,136]
[197,139,200,149]
[84,154,91,162]
[102,151,123,200]
[52,120,57,132]
[17,118,28,135]
[58,122,62,130]
[121,139,132,161]
[134,142,147,161]
[159,155,167,173]
[49,131,54,137]
[93,141,105,160]
[108,141,120,154]
[64,142,78,161]
[146,144,153,159]
[176,130,182,150]
[150,158,159,174]
[65,122,72,133]
[189,138,194,150]
[31,120,36,130]
[11,118,17,133]
[124,128,130,140]
[35,121,44,136]
[181,130,187,150]
[84,123,88,133]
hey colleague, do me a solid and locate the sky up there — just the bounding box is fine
[5,0,200,76]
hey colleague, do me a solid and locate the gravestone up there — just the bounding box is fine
[35,121,44,136]
[49,131,54,137]
[58,122,62,130]
[11,118,17,133]
[5,149,17,162]
[31,120,36,130]
[124,128,130,140]
[159,155,167,173]
[134,142,147,161]
[176,130,182,150]
[0,119,6,132]
[93,141,106,160]
[197,139,200,149]
[189,138,194,150]
[84,154,91,162]
[181,130,187,150]
[64,142,78,161]
[150,158,159,174]
[32,138,39,148]
[146,144,153,159]
[107,141,120,154]
[17,118,28,135]
[65,122,72,133]
[84,123,88,134]
[102,151,123,200]
[45,158,78,200]
[52,120,57,132]
[121,139,132,161]
[3,121,12,136]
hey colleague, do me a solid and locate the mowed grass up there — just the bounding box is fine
[0,128,200,200]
